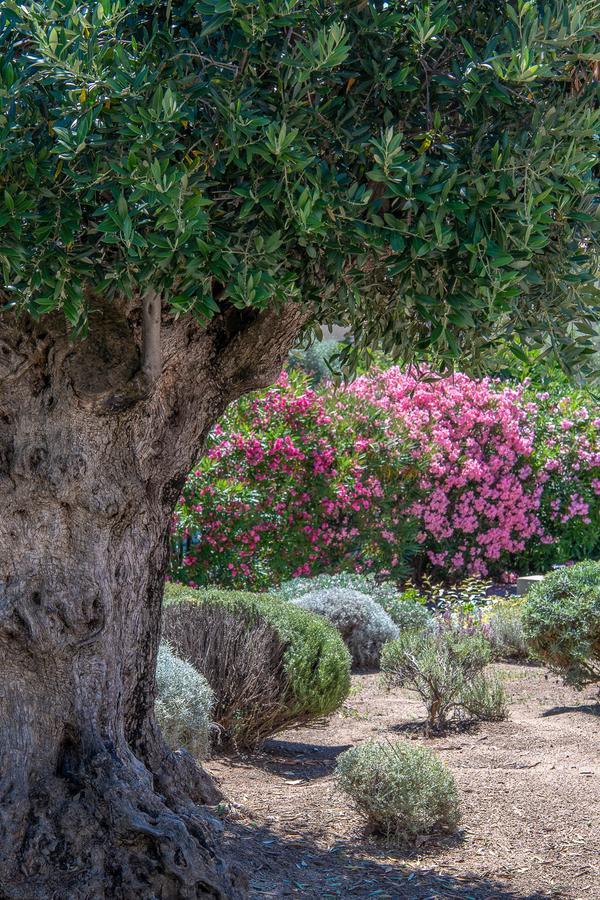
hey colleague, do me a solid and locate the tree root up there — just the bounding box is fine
[0,748,246,900]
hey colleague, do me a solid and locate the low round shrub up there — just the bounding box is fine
[155,643,214,759]
[280,573,432,632]
[381,629,492,731]
[279,572,399,606]
[162,583,351,748]
[484,597,528,660]
[459,672,508,721]
[523,561,600,687]
[335,740,460,842]
[291,587,399,668]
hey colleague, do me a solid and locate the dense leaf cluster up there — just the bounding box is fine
[0,0,598,369]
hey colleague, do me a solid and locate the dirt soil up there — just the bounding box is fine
[206,664,600,899]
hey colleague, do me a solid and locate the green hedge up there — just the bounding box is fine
[162,583,351,748]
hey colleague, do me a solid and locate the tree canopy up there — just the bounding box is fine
[0,0,598,372]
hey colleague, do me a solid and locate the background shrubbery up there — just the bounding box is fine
[171,368,598,589]
[162,584,350,748]
[523,561,600,687]
[291,587,399,668]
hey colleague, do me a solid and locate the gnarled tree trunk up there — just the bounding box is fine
[0,299,303,898]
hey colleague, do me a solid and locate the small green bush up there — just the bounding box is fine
[335,740,460,842]
[385,592,434,634]
[291,587,399,668]
[155,643,214,759]
[523,562,600,687]
[381,629,493,731]
[484,598,528,660]
[287,338,342,384]
[163,583,351,748]
[459,672,508,721]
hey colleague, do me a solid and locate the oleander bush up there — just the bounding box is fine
[291,587,399,668]
[523,562,600,687]
[335,740,460,843]
[172,369,599,588]
[162,583,351,748]
[349,369,600,579]
[381,630,493,731]
[171,372,420,590]
[155,644,214,759]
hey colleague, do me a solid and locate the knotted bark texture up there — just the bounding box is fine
[0,299,304,898]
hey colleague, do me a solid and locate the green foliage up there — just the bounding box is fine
[288,338,342,385]
[162,583,350,747]
[381,629,493,730]
[484,597,529,660]
[1,1,598,372]
[523,561,600,687]
[335,739,460,842]
[459,672,508,721]
[155,643,214,759]
[382,589,434,633]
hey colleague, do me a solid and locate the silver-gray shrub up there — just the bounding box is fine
[279,572,399,605]
[335,739,460,843]
[280,573,433,631]
[155,643,215,759]
[291,587,399,668]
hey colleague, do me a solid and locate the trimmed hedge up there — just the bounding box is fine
[162,583,351,748]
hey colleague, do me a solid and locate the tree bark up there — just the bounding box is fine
[0,298,304,898]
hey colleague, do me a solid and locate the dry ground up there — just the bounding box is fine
[206,664,600,899]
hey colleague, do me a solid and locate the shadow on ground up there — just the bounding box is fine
[222,818,550,899]
[541,701,600,718]
[239,739,352,781]
[388,719,482,737]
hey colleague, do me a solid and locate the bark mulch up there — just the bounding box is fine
[205,664,600,899]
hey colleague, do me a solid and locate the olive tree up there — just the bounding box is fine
[0,0,598,896]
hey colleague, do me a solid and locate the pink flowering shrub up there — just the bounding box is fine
[521,386,600,570]
[171,367,599,588]
[348,368,599,578]
[171,373,420,589]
